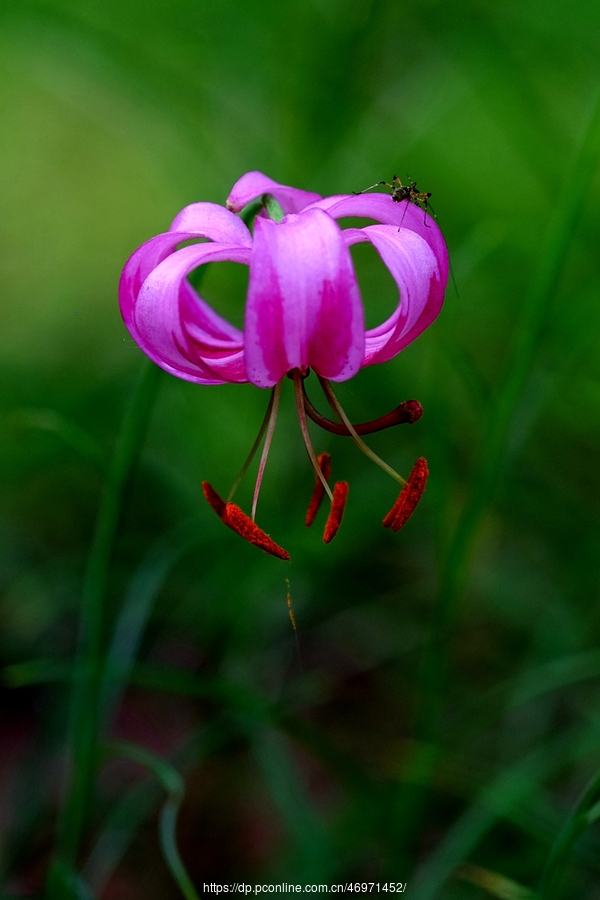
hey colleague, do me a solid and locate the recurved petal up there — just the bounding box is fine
[122,241,249,384]
[169,202,252,247]
[244,209,365,388]
[342,224,446,365]
[226,171,322,215]
[309,192,448,272]
[120,233,189,318]
[120,233,244,341]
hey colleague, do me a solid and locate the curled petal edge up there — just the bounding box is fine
[169,202,253,248]
[121,241,250,385]
[227,170,322,216]
[342,224,447,366]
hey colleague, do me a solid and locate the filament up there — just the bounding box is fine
[228,387,276,502]
[251,381,282,520]
[305,452,332,527]
[292,371,334,503]
[317,375,407,486]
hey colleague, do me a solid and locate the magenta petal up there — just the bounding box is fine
[356,225,447,364]
[244,209,365,388]
[169,202,252,247]
[120,233,244,342]
[120,175,449,389]
[120,233,191,325]
[311,192,448,269]
[122,242,250,384]
[226,171,322,216]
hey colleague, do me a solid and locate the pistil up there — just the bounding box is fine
[301,381,423,435]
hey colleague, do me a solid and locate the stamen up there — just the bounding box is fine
[202,480,226,517]
[317,375,407,487]
[224,503,290,559]
[202,481,290,560]
[227,388,277,502]
[305,452,332,526]
[251,381,282,520]
[323,481,349,543]
[302,380,423,435]
[292,370,334,503]
[382,457,428,531]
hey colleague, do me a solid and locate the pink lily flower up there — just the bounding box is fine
[119,172,448,558]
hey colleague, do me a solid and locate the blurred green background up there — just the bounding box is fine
[2,0,600,897]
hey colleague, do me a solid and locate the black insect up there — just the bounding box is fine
[353,174,458,293]
[354,174,433,226]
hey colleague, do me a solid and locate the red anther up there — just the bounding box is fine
[305,452,332,527]
[382,457,428,532]
[323,481,349,543]
[202,481,290,560]
[224,504,290,560]
[202,481,227,517]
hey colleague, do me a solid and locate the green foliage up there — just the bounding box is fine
[1,0,600,897]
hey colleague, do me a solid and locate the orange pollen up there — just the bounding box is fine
[382,457,428,532]
[224,504,290,560]
[305,452,332,526]
[202,481,290,560]
[323,481,349,543]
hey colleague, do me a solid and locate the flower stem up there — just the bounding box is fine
[263,193,285,223]
[46,361,162,897]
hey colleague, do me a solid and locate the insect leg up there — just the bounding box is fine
[352,181,393,195]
